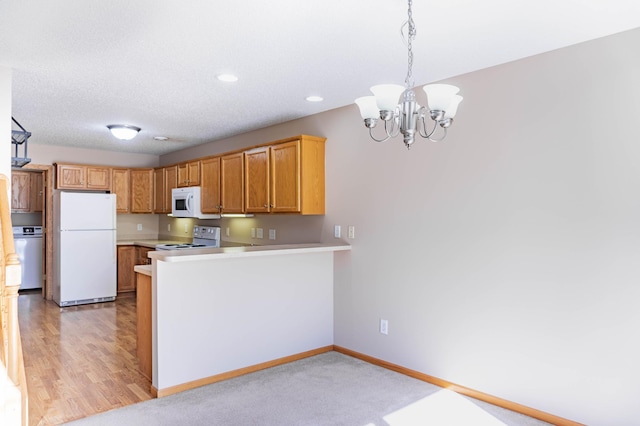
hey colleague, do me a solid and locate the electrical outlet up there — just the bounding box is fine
[226,227,230,237]
[334,225,341,238]
[256,228,264,239]
[137,224,142,231]
[251,228,256,238]
[348,226,355,239]
[167,224,171,232]
[269,229,276,240]
[380,319,388,335]
[184,224,188,234]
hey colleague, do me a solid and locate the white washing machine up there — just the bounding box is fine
[12,226,43,290]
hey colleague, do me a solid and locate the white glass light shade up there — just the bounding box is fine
[370,84,405,111]
[355,96,380,119]
[444,95,463,119]
[423,84,460,111]
[107,125,141,140]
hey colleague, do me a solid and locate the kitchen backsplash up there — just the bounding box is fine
[116,214,160,240]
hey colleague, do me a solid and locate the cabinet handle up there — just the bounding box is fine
[270,203,274,208]
[264,204,268,208]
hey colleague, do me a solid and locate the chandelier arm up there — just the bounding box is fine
[368,127,393,143]
[417,114,438,139]
[428,126,448,142]
[386,113,402,138]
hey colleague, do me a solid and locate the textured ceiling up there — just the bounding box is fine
[2,0,640,156]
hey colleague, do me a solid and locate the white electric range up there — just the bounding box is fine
[155,226,220,250]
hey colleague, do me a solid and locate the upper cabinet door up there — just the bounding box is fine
[165,166,178,211]
[177,161,200,187]
[112,168,131,214]
[270,141,300,213]
[244,147,270,213]
[153,168,165,213]
[57,164,86,189]
[220,153,244,214]
[11,171,31,212]
[86,166,111,190]
[200,157,221,213]
[130,169,154,213]
[30,171,44,212]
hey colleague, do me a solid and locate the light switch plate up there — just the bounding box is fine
[251,228,256,238]
[137,224,142,231]
[334,225,341,238]
[348,226,355,239]
[269,229,276,240]
[256,228,264,239]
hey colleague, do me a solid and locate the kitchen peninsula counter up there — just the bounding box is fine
[146,242,351,398]
[147,242,351,262]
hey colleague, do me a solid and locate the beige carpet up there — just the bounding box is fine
[66,352,552,426]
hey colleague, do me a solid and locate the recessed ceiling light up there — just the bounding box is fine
[216,74,238,82]
[306,95,323,102]
[153,136,169,141]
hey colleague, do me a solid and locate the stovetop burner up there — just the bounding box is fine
[155,226,221,251]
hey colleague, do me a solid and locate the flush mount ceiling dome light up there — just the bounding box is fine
[107,124,141,140]
[354,0,463,149]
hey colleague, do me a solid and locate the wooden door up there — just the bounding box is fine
[165,166,177,211]
[200,157,221,213]
[130,169,153,213]
[112,168,130,213]
[86,166,111,190]
[30,172,44,212]
[245,147,270,213]
[11,171,31,212]
[270,141,300,212]
[117,246,136,292]
[153,168,166,213]
[187,161,201,186]
[177,163,189,187]
[220,153,244,213]
[56,164,86,189]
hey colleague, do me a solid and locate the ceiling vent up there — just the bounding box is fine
[11,117,31,167]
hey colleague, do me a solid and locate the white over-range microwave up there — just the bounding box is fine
[171,187,220,219]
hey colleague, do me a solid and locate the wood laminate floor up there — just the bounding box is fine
[18,291,153,426]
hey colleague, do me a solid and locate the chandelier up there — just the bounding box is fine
[355,0,463,149]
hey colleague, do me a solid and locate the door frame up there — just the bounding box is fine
[23,164,54,300]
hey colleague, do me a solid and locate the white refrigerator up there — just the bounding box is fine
[53,191,117,307]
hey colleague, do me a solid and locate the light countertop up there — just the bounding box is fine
[148,242,352,263]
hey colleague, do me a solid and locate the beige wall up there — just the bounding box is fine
[160,28,640,425]
[28,143,159,168]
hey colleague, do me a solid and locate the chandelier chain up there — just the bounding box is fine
[404,0,416,88]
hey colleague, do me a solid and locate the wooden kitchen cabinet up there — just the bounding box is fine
[30,171,44,212]
[244,147,270,213]
[111,168,130,213]
[200,157,221,213]
[117,245,136,293]
[117,245,154,293]
[153,168,167,213]
[11,171,43,213]
[165,165,177,209]
[220,152,244,213]
[177,160,200,187]
[136,246,153,265]
[130,169,154,213]
[244,136,325,215]
[56,163,111,190]
[11,171,31,212]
